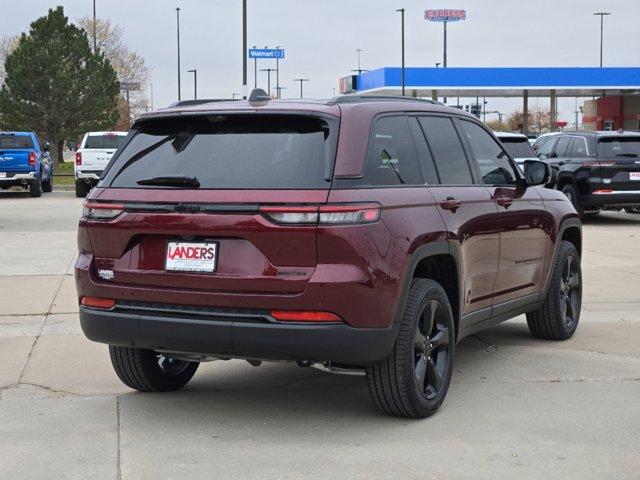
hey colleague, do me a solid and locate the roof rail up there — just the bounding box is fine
[168,98,239,107]
[328,94,439,105]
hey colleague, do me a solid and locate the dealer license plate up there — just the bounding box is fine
[165,242,218,273]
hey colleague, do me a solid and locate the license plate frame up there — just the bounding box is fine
[630,172,640,181]
[165,241,219,273]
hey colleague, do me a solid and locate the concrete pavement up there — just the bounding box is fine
[1,190,639,479]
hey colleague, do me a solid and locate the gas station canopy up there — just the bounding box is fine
[347,67,640,97]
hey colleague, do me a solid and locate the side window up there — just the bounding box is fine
[363,116,423,186]
[407,117,440,184]
[569,137,588,157]
[537,137,557,157]
[554,136,572,158]
[459,121,518,186]
[34,135,43,151]
[418,116,474,185]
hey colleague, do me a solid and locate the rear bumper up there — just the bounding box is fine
[75,170,102,181]
[79,305,398,365]
[0,171,36,182]
[581,190,640,209]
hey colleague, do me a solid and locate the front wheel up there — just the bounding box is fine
[366,279,455,418]
[109,346,199,392]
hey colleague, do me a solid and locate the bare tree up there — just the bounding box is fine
[0,34,20,84]
[77,17,150,126]
[507,107,551,133]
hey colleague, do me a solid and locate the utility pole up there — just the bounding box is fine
[92,0,97,53]
[260,68,276,97]
[176,7,181,101]
[242,0,247,98]
[396,8,405,96]
[188,69,197,99]
[293,78,310,98]
[593,12,611,67]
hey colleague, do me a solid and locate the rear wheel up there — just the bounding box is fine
[75,180,86,197]
[29,175,42,197]
[366,279,455,418]
[526,241,581,340]
[561,184,583,217]
[109,346,199,392]
[626,207,640,214]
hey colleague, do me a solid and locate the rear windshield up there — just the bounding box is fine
[84,134,126,149]
[0,135,33,149]
[103,114,337,189]
[597,137,640,157]
[499,138,536,158]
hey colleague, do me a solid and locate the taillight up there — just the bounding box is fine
[82,202,124,220]
[270,310,341,323]
[76,152,82,166]
[81,296,116,309]
[28,151,37,166]
[583,161,616,168]
[260,203,381,225]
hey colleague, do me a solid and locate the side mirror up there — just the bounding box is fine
[523,159,551,186]
[44,142,50,152]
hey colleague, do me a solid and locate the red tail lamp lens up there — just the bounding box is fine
[81,296,116,309]
[270,310,341,323]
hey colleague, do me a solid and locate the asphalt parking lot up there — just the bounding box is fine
[1,190,639,480]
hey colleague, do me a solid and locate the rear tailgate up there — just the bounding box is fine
[0,135,34,173]
[80,112,338,296]
[596,136,640,191]
[79,133,125,171]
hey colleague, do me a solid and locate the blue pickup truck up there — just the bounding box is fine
[0,131,53,197]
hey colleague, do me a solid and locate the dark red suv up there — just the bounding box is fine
[76,91,582,418]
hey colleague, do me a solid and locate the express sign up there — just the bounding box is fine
[424,9,466,22]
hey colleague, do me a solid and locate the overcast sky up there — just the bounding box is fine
[2,0,640,124]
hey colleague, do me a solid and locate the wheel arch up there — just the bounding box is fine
[542,217,582,294]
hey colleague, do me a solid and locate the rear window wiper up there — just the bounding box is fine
[136,176,200,188]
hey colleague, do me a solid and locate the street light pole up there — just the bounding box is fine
[252,45,258,88]
[443,21,447,68]
[275,45,282,99]
[92,0,97,53]
[593,12,611,67]
[176,7,181,101]
[149,83,154,110]
[260,68,276,97]
[188,69,197,99]
[242,0,247,98]
[293,78,310,98]
[396,8,405,96]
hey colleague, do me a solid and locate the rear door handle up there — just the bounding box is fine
[496,197,513,208]
[439,197,462,212]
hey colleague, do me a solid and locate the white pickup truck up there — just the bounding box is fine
[75,131,127,197]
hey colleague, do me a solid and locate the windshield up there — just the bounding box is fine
[84,134,127,149]
[597,137,640,157]
[102,114,338,189]
[499,138,536,158]
[0,135,34,149]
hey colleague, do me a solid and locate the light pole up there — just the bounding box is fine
[276,85,287,98]
[260,68,276,97]
[435,62,441,68]
[396,8,405,96]
[352,48,368,74]
[149,83,154,110]
[275,45,282,99]
[593,12,611,67]
[232,93,241,99]
[92,0,97,53]
[242,0,247,98]
[176,7,181,101]
[293,78,310,98]
[188,69,197,99]
[252,45,258,88]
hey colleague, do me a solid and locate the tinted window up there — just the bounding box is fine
[569,137,588,157]
[103,115,337,189]
[363,116,423,186]
[419,116,473,185]
[84,134,127,149]
[461,121,518,186]
[537,137,557,157]
[408,117,440,184]
[0,135,33,149]
[597,137,640,157]
[554,136,572,158]
[499,137,536,158]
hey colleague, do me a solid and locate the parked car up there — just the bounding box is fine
[494,131,539,168]
[0,131,53,197]
[75,131,127,197]
[532,131,561,152]
[76,91,582,418]
[537,130,640,216]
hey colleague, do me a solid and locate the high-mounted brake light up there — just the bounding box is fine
[82,202,124,220]
[80,296,116,309]
[260,203,381,225]
[76,152,82,166]
[270,310,341,323]
[28,151,37,166]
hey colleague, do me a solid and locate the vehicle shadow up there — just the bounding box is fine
[0,190,31,198]
[582,211,640,225]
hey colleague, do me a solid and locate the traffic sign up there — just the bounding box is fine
[248,49,285,59]
[424,9,466,22]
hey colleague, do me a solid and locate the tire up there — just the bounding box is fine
[561,184,584,217]
[366,279,455,418]
[526,241,582,340]
[626,207,640,214]
[109,346,199,392]
[75,181,86,198]
[42,177,52,193]
[29,176,42,197]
